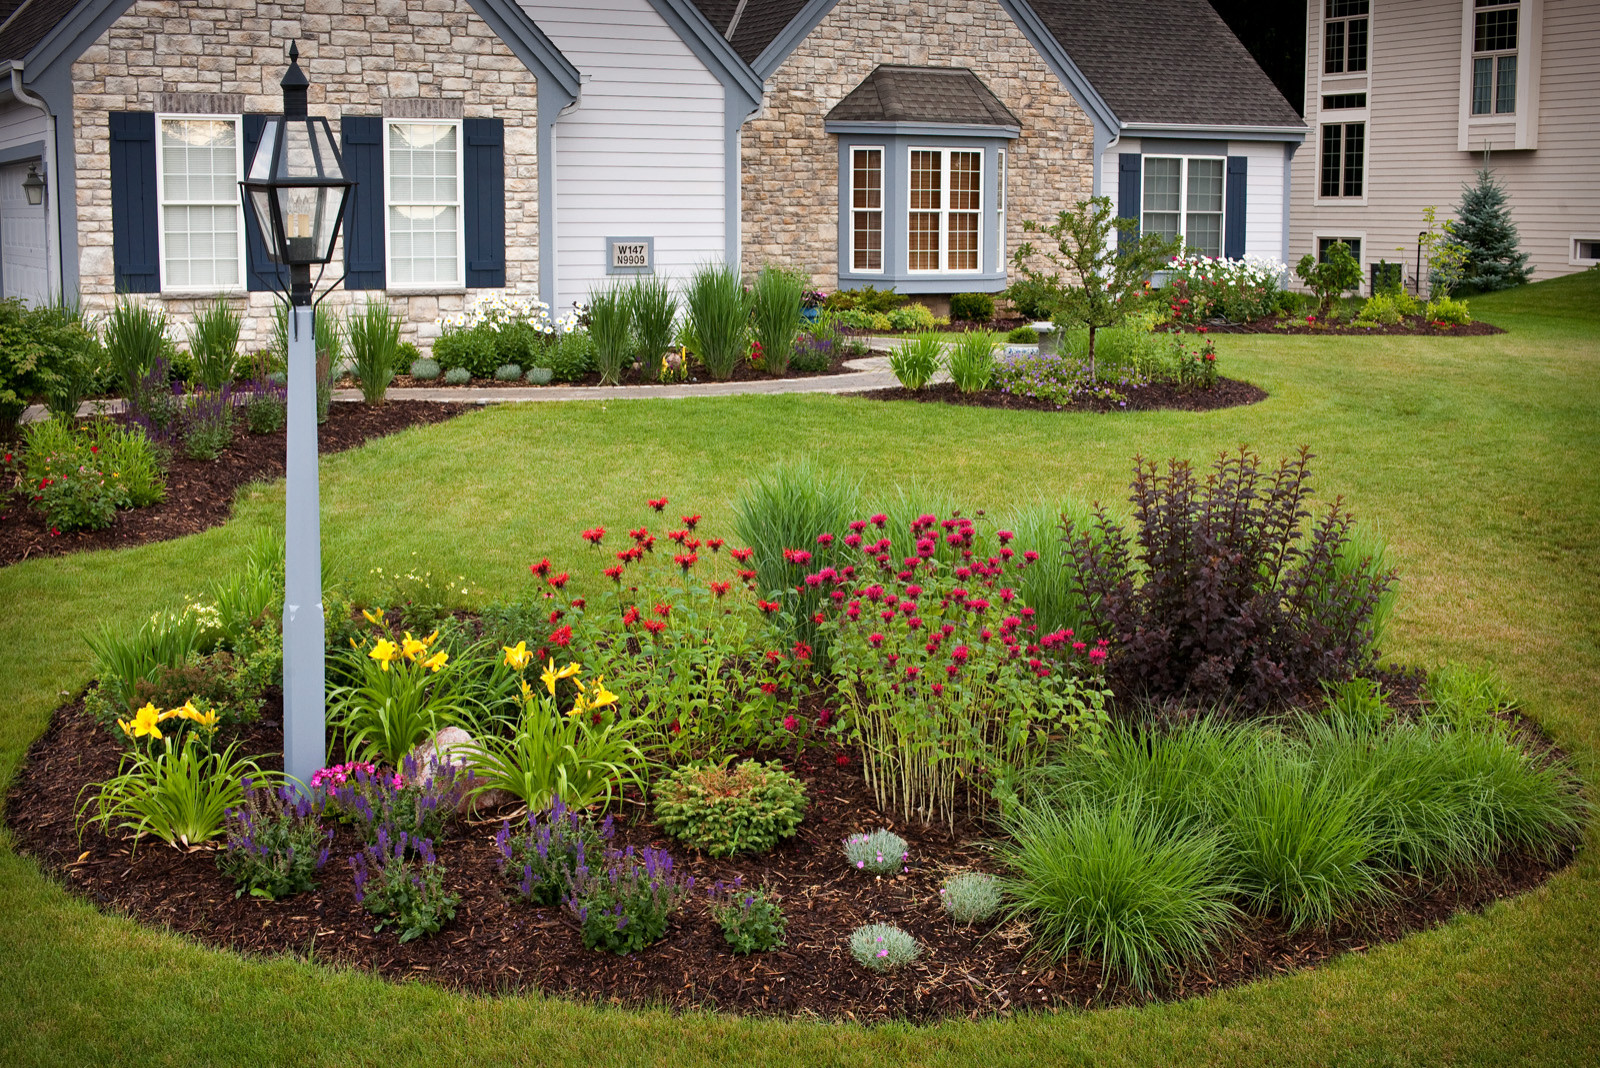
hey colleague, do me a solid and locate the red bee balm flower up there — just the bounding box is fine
[530,558,552,577]
[710,581,731,597]
[681,514,700,529]
[548,625,573,646]
[604,565,625,581]
[782,715,798,732]
[581,527,605,545]
[643,620,666,634]
[548,572,569,589]
[648,497,668,511]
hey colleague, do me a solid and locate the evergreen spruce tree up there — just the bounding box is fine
[1445,167,1532,293]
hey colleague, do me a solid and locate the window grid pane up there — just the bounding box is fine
[1342,124,1365,197]
[159,118,239,289]
[1324,20,1346,73]
[852,148,883,271]
[1472,57,1494,114]
[388,122,460,286]
[1495,55,1518,113]
[1327,0,1368,17]
[1186,214,1222,258]
[1345,18,1368,71]
[1143,157,1181,213]
[1474,8,1518,51]
[1320,126,1343,197]
[947,151,981,271]
[908,212,941,270]
[1186,159,1224,213]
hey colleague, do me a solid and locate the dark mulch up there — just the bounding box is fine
[5,693,1568,1021]
[386,352,862,391]
[0,401,469,569]
[1174,315,1505,336]
[858,377,1267,415]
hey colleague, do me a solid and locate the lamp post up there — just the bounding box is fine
[240,43,354,789]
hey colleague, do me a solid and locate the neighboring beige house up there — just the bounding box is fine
[1291,0,1600,290]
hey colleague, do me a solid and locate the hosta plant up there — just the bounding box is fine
[653,760,808,857]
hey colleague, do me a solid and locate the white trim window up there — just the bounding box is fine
[1317,235,1363,264]
[385,120,463,289]
[1323,0,1370,75]
[1572,237,1600,267]
[850,146,884,273]
[156,115,244,291]
[1318,122,1366,198]
[907,147,983,273]
[1142,156,1225,258]
[1471,0,1520,115]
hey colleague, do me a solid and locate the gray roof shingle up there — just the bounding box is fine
[826,65,1020,128]
[0,0,77,63]
[1025,0,1302,127]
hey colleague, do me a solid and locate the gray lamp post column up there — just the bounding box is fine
[240,43,354,789]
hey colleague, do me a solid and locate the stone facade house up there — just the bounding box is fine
[0,0,1300,349]
[1291,0,1600,289]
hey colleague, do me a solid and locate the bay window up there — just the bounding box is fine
[850,147,883,273]
[907,148,983,273]
[157,116,244,291]
[385,120,463,288]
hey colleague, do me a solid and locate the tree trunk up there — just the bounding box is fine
[1087,325,1098,382]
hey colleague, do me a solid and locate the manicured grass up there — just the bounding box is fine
[3,272,1599,1065]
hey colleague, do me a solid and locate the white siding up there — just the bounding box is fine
[1293,0,1600,285]
[520,0,726,311]
[1233,140,1287,263]
[0,101,47,153]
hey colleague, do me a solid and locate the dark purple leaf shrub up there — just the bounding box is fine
[1062,446,1394,711]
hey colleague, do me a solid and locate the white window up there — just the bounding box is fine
[156,115,244,291]
[850,147,883,273]
[907,147,983,273]
[1572,237,1600,267]
[1142,156,1225,258]
[385,120,463,288]
[1324,0,1370,74]
[1472,0,1520,115]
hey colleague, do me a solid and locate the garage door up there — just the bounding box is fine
[0,160,50,306]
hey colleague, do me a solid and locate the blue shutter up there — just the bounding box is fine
[463,117,505,288]
[242,115,290,293]
[341,115,385,290]
[1225,156,1248,260]
[109,112,160,293]
[1117,153,1141,252]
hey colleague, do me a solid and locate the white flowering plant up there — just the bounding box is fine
[1160,254,1287,325]
[432,294,588,379]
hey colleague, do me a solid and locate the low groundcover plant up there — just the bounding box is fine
[850,923,920,972]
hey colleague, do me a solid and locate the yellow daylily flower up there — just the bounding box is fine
[422,629,439,647]
[541,659,564,696]
[503,641,532,671]
[568,693,588,718]
[119,702,164,740]
[421,650,449,673]
[180,704,221,730]
[362,607,386,626]
[401,632,429,662]
[587,677,619,710]
[369,639,401,670]
[518,677,534,704]
[556,661,582,682]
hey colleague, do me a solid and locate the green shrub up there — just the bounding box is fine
[887,302,936,331]
[1005,325,1040,344]
[849,923,919,972]
[545,329,596,381]
[347,298,403,404]
[843,828,908,875]
[940,871,1002,925]
[442,366,471,386]
[242,377,287,434]
[1003,276,1060,320]
[950,292,996,323]
[1295,242,1362,318]
[0,298,104,426]
[1425,296,1472,324]
[19,416,165,531]
[823,285,904,314]
[431,327,500,379]
[750,265,806,376]
[685,263,752,380]
[1000,799,1236,992]
[653,760,808,857]
[946,330,997,393]
[708,878,788,954]
[409,357,441,381]
[1355,294,1402,325]
[184,298,243,390]
[888,332,944,390]
[493,363,522,382]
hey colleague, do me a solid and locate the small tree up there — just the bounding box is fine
[1011,196,1179,381]
[1294,241,1362,318]
[1419,205,1470,300]
[1442,168,1532,294]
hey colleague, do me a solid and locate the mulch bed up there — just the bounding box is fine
[386,352,863,391]
[0,401,469,569]
[1174,315,1505,336]
[859,377,1267,415]
[5,692,1568,1021]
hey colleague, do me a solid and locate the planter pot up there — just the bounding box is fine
[525,367,554,385]
[801,307,821,322]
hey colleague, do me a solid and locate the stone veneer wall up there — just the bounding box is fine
[742,0,1096,292]
[71,0,540,352]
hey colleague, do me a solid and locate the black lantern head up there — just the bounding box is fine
[22,163,45,207]
[241,43,353,269]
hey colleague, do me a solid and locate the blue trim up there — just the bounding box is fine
[461,0,581,101]
[340,115,385,290]
[1117,153,1141,251]
[241,115,291,293]
[751,0,841,79]
[0,139,44,165]
[834,134,1010,294]
[539,112,559,308]
[825,120,1020,139]
[603,235,654,276]
[1224,155,1247,260]
[1282,142,1295,266]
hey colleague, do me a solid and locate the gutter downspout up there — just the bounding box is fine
[7,62,63,301]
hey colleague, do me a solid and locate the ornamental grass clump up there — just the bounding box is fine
[350,826,458,942]
[888,332,944,390]
[653,760,808,857]
[347,298,404,404]
[750,265,806,376]
[946,330,998,393]
[849,923,920,973]
[707,877,788,954]
[496,798,615,905]
[78,735,276,852]
[685,263,753,380]
[626,275,678,380]
[565,844,691,954]
[184,298,243,390]
[587,285,633,385]
[217,779,332,900]
[843,828,908,875]
[940,871,1002,925]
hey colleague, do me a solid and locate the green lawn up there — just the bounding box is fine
[3,271,1598,1066]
